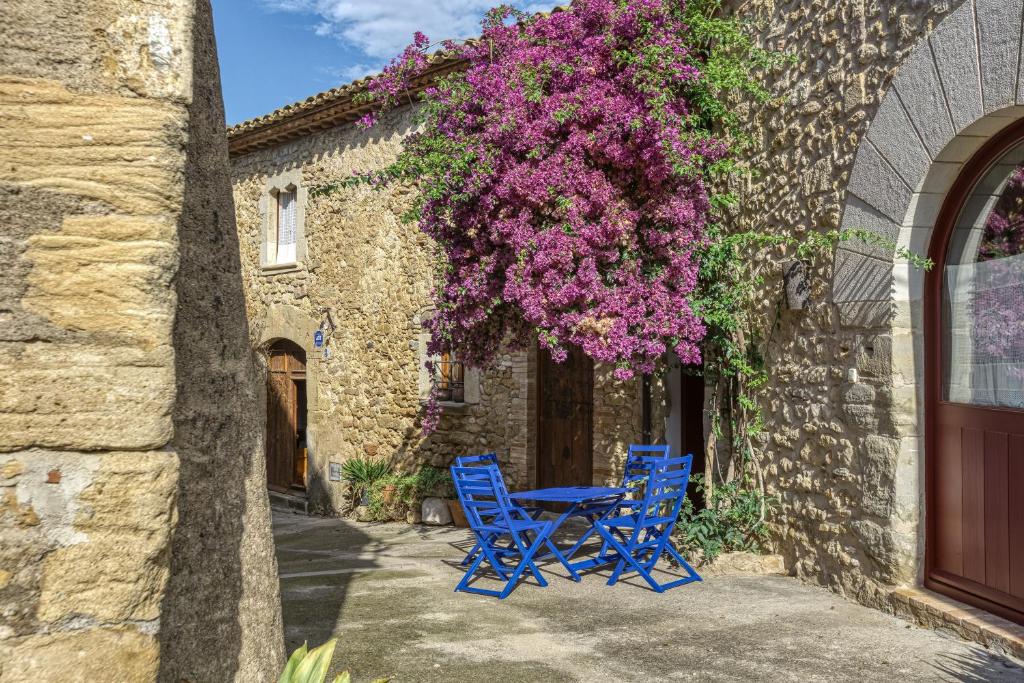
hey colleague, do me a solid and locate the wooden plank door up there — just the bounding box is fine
[266,370,295,491]
[537,345,593,492]
[266,340,307,493]
[926,123,1024,625]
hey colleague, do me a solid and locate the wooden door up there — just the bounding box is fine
[267,340,307,493]
[679,370,706,506]
[926,122,1024,625]
[537,345,593,491]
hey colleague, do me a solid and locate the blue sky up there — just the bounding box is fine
[213,0,559,125]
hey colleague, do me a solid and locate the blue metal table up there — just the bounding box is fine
[509,486,626,576]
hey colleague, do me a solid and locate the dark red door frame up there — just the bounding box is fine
[924,117,1024,625]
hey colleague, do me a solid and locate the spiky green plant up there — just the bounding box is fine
[340,457,391,486]
[278,639,389,683]
[340,457,392,509]
[278,639,348,683]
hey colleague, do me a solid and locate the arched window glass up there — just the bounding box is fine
[943,141,1024,408]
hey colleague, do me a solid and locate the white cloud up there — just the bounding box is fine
[321,63,379,84]
[265,0,562,60]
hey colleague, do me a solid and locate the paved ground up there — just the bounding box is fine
[272,508,1024,682]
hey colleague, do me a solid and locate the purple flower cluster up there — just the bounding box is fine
[357,31,431,128]
[360,1,725,428]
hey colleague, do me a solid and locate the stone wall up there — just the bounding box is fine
[0,1,282,680]
[230,105,650,508]
[231,107,537,511]
[720,0,960,608]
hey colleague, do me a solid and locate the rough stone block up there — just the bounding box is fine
[892,46,954,163]
[37,451,178,623]
[846,141,913,224]
[832,248,894,304]
[0,628,159,682]
[421,497,452,525]
[839,196,902,260]
[928,1,983,133]
[860,436,899,519]
[866,91,932,190]
[0,343,175,452]
[856,335,894,380]
[976,0,1024,112]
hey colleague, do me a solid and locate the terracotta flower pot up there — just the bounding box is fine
[381,484,399,506]
[447,498,469,528]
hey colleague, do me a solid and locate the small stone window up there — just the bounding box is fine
[261,169,306,272]
[435,351,465,403]
[272,187,297,265]
[416,311,480,405]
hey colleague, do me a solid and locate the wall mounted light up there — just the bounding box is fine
[783,259,810,310]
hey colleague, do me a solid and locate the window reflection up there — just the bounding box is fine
[943,142,1024,408]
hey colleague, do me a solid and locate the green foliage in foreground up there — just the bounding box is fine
[675,474,776,563]
[279,639,388,683]
[366,465,454,521]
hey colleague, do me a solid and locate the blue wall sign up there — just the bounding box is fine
[313,330,324,348]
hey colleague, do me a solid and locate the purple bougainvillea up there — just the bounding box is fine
[352,0,728,431]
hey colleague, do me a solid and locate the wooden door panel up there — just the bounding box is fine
[267,372,294,491]
[266,339,307,493]
[961,426,985,585]
[932,405,1024,621]
[1010,435,1024,600]
[934,420,963,575]
[537,345,593,493]
[984,431,1010,594]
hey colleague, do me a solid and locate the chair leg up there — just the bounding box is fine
[498,524,552,599]
[544,539,581,582]
[595,525,643,587]
[595,525,670,593]
[455,549,503,598]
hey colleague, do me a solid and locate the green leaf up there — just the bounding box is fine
[278,642,308,683]
[293,638,337,683]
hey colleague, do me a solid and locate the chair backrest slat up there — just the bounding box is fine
[451,464,515,531]
[633,455,693,533]
[622,444,672,498]
[455,452,499,468]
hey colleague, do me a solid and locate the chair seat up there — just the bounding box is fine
[600,514,674,528]
[479,518,547,535]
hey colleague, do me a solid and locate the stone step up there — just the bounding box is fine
[269,489,308,515]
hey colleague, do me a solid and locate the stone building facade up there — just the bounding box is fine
[229,96,664,515]
[727,0,1024,632]
[1,1,283,680]
[227,0,1024,635]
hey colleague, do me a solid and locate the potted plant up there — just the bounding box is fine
[380,481,400,506]
[340,456,391,513]
[447,497,469,528]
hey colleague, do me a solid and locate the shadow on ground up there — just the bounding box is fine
[272,510,1024,683]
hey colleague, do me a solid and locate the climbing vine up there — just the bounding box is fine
[315,0,931,556]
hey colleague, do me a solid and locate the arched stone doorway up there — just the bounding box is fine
[835,0,1024,624]
[925,121,1024,624]
[267,339,308,494]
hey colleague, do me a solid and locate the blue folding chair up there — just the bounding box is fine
[594,455,702,593]
[620,444,671,506]
[453,453,543,566]
[451,465,576,598]
[557,444,672,560]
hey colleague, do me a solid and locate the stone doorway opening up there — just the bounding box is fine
[267,339,308,499]
[925,119,1024,626]
[536,344,594,497]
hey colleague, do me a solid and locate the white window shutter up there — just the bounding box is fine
[277,191,297,264]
